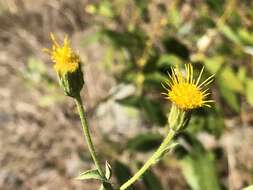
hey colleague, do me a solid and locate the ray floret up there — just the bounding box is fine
[163,64,214,110]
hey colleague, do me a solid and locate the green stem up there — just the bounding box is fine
[119,129,176,190]
[74,94,105,177]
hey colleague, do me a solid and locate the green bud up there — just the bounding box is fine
[57,64,84,98]
[168,104,191,131]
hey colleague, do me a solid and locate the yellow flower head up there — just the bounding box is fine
[45,33,80,75]
[163,64,214,110]
[44,33,84,97]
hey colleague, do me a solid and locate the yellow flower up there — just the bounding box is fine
[44,33,84,97]
[45,33,80,75]
[163,64,214,110]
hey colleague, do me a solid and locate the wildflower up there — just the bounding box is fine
[44,33,84,97]
[163,64,214,131]
[163,64,214,110]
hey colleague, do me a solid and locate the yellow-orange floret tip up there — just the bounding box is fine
[162,64,214,110]
[44,33,80,75]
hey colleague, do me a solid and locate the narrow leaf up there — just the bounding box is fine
[142,167,164,190]
[105,161,112,180]
[180,147,221,190]
[114,161,136,190]
[127,133,163,152]
[246,79,253,106]
[76,169,107,181]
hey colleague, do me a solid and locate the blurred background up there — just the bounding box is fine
[0,0,253,190]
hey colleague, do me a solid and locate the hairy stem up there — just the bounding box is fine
[75,94,105,177]
[119,129,176,190]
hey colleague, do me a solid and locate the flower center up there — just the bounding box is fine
[168,82,204,109]
[50,37,80,75]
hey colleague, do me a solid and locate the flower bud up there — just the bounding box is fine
[57,63,84,97]
[45,33,84,97]
[168,104,191,131]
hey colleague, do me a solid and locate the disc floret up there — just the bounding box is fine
[163,64,214,110]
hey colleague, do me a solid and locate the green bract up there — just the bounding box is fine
[57,63,84,97]
[168,104,191,131]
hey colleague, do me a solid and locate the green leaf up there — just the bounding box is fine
[180,146,221,190]
[127,133,163,152]
[134,0,149,11]
[218,24,241,45]
[144,72,167,86]
[114,161,135,190]
[134,0,149,21]
[117,96,167,125]
[168,5,181,27]
[187,108,225,137]
[76,169,107,181]
[97,0,114,18]
[220,67,244,93]
[142,166,164,190]
[246,79,253,106]
[157,54,182,68]
[116,95,141,108]
[237,67,247,82]
[208,64,244,113]
[218,78,240,113]
[99,182,114,190]
[105,161,112,180]
[243,185,253,190]
[204,56,224,74]
[103,29,146,57]
[205,0,225,15]
[238,29,253,46]
[163,37,190,60]
[140,97,167,126]
[143,76,165,92]
[123,72,139,83]
[205,108,225,136]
